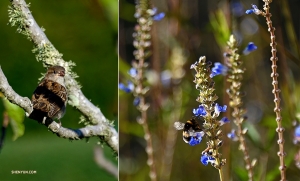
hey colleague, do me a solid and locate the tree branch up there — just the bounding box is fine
[4,0,118,154]
[94,146,118,178]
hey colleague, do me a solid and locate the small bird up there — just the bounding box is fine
[29,66,67,126]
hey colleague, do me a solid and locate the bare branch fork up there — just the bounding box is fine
[0,0,118,154]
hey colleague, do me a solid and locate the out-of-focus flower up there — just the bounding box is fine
[128,68,138,77]
[210,62,228,78]
[231,2,244,17]
[119,81,134,93]
[133,97,140,106]
[227,129,238,141]
[293,125,300,144]
[153,12,165,21]
[245,4,260,15]
[219,117,230,126]
[243,42,257,55]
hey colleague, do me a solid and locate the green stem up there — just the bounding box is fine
[218,167,224,181]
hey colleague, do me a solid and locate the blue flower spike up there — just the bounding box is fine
[193,105,207,117]
[214,103,227,116]
[245,4,261,15]
[119,81,134,93]
[243,42,257,55]
[210,62,228,78]
[219,117,230,126]
[293,125,300,144]
[189,132,205,146]
[227,129,238,141]
[201,153,216,166]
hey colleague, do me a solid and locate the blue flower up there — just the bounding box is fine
[153,12,165,21]
[200,154,215,166]
[219,117,230,126]
[210,62,228,78]
[293,125,300,144]
[227,129,238,141]
[245,4,260,15]
[295,126,300,137]
[133,97,140,106]
[231,2,244,17]
[128,68,138,77]
[119,81,134,93]
[190,61,197,69]
[189,137,201,146]
[214,103,227,115]
[243,42,257,55]
[193,105,207,117]
[189,132,204,146]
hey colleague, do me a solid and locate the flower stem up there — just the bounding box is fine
[218,167,224,181]
[262,0,286,180]
[225,35,255,180]
[133,0,157,180]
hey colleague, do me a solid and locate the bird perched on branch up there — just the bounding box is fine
[29,66,67,126]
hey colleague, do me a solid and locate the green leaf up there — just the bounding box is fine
[2,98,25,140]
[98,0,118,31]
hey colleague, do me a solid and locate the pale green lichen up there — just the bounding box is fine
[78,115,90,126]
[8,5,31,41]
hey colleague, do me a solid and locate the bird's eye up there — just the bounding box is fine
[53,70,56,74]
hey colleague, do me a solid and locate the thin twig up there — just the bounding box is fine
[262,1,286,180]
[94,146,118,178]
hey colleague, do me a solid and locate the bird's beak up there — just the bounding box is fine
[59,71,65,77]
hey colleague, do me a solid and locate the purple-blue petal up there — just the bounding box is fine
[251,4,258,9]
[119,81,134,93]
[153,12,165,21]
[227,130,237,141]
[295,126,300,137]
[193,105,207,117]
[200,154,215,166]
[220,117,230,125]
[189,137,201,146]
[245,9,255,14]
[210,62,228,78]
[133,97,140,106]
[128,68,138,77]
[243,42,257,55]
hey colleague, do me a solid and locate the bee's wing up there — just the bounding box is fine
[174,122,185,130]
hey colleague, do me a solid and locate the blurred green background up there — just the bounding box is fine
[0,0,117,181]
[119,0,300,180]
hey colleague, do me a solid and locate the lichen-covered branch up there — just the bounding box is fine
[5,0,118,154]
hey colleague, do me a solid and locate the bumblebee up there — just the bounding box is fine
[174,118,204,143]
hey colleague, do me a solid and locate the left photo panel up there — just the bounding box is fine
[0,1,118,181]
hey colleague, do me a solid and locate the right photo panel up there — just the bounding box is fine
[119,0,300,180]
